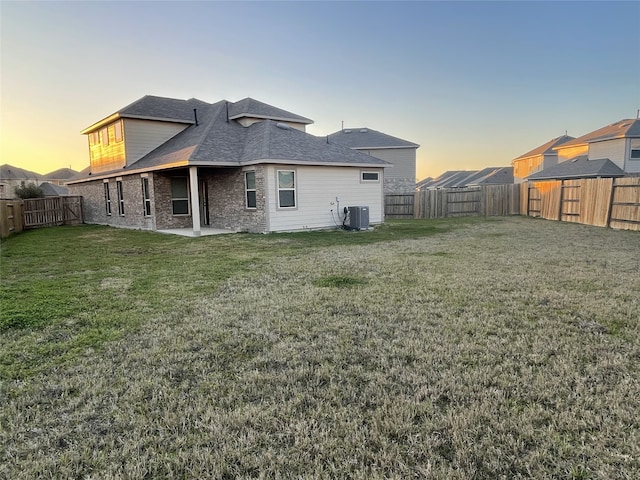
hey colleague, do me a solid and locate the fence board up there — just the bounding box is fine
[609,177,640,231]
[384,194,415,218]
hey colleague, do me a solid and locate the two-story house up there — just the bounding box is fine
[328,128,419,194]
[67,96,391,234]
[552,118,640,174]
[511,135,574,183]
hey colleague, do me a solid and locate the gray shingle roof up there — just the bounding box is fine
[469,167,514,185]
[228,98,313,125]
[514,135,574,160]
[43,167,79,180]
[39,182,69,196]
[121,100,389,172]
[0,164,41,180]
[526,157,626,180]
[557,119,640,148]
[328,128,419,149]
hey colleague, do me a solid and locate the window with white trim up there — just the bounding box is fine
[142,177,151,216]
[104,182,112,215]
[171,177,189,215]
[116,180,124,215]
[630,148,640,160]
[245,171,256,208]
[361,171,380,182]
[277,170,296,208]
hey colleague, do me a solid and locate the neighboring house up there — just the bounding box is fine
[0,164,41,199]
[328,128,419,194]
[553,118,640,174]
[417,167,513,190]
[67,95,390,234]
[512,135,574,183]
[43,167,79,186]
[526,156,626,181]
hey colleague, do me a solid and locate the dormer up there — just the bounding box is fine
[227,97,313,132]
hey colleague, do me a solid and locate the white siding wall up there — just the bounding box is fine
[360,148,416,181]
[123,119,189,165]
[588,138,627,170]
[627,139,640,173]
[265,165,384,232]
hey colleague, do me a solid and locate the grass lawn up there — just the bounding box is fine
[1,217,639,479]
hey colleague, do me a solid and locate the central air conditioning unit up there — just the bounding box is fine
[348,206,369,230]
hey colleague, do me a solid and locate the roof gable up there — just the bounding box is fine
[557,119,640,149]
[328,128,419,149]
[0,164,41,180]
[514,135,574,161]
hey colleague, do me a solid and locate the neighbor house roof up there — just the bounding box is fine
[43,167,79,180]
[513,135,574,161]
[328,128,419,150]
[71,97,390,182]
[526,157,626,180]
[39,182,70,196]
[556,119,640,149]
[0,164,41,180]
[427,167,514,188]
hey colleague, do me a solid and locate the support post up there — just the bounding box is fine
[189,166,201,236]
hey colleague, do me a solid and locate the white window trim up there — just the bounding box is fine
[276,169,297,209]
[171,177,190,216]
[245,170,257,209]
[142,177,152,217]
[116,180,125,216]
[360,170,380,183]
[103,181,112,216]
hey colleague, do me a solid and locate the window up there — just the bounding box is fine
[277,170,296,208]
[116,180,125,215]
[171,177,189,215]
[361,171,380,182]
[245,171,256,208]
[631,149,640,160]
[101,127,109,146]
[114,121,123,142]
[89,132,99,145]
[104,182,112,215]
[142,177,151,216]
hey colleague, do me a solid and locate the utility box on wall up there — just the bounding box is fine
[348,206,369,230]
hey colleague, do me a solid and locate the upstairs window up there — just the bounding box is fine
[245,171,256,209]
[631,148,640,160]
[89,132,99,145]
[101,127,109,146]
[114,121,123,142]
[171,177,189,215]
[277,170,296,208]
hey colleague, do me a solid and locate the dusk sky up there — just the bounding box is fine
[1,1,639,180]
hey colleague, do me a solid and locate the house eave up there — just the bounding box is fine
[81,114,195,135]
[239,158,393,168]
[352,145,419,150]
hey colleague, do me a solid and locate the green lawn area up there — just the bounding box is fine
[1,217,639,479]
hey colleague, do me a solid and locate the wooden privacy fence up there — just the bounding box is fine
[0,196,83,238]
[524,177,640,231]
[410,184,521,219]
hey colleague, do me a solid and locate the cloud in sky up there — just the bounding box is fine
[1,1,638,179]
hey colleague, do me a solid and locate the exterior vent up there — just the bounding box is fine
[360,128,368,133]
[348,206,369,230]
[276,122,290,130]
[344,129,351,133]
